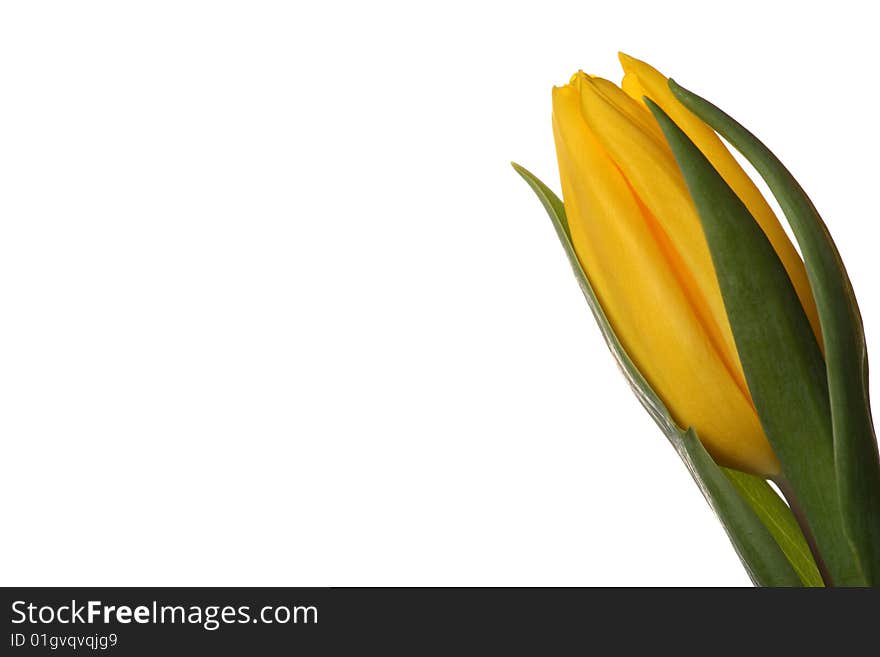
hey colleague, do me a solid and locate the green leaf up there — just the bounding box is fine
[512,162,807,586]
[646,100,859,585]
[668,80,880,586]
[511,163,673,435]
[723,469,824,586]
[675,429,806,587]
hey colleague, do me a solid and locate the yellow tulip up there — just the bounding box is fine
[551,56,821,478]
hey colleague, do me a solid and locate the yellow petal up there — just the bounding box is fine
[618,53,822,344]
[572,72,750,405]
[587,75,668,147]
[552,81,779,477]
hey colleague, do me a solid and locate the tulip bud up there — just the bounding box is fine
[517,52,880,586]
[550,57,820,478]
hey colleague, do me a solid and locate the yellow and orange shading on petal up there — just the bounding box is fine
[552,55,821,477]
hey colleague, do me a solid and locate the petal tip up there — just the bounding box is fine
[618,51,639,70]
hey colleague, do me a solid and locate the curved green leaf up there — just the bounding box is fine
[676,429,806,587]
[724,469,823,586]
[668,80,880,586]
[512,162,807,586]
[646,100,859,585]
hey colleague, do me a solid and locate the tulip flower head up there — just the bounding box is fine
[550,55,822,478]
[516,52,880,587]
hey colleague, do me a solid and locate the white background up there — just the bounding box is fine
[1,1,878,586]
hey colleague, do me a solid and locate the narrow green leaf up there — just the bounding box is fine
[511,162,675,437]
[723,469,824,586]
[513,162,806,586]
[646,100,859,585]
[510,162,570,242]
[675,429,804,587]
[668,80,880,586]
